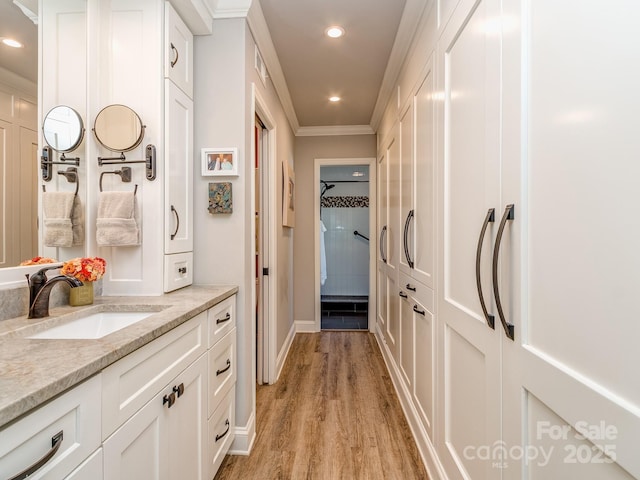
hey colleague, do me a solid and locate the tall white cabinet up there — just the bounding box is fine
[377,0,640,478]
[40,0,196,295]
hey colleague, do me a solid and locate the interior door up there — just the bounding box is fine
[501,1,640,478]
[436,0,502,478]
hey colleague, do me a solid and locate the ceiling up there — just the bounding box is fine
[259,0,406,128]
[0,0,427,133]
[0,0,37,83]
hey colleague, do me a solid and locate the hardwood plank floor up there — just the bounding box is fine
[214,332,429,480]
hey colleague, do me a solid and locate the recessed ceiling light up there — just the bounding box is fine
[352,171,365,177]
[1,38,23,48]
[325,26,345,38]
[329,96,341,102]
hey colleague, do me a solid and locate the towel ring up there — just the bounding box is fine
[42,167,79,195]
[99,167,137,195]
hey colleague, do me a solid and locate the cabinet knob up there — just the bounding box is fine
[163,392,176,408]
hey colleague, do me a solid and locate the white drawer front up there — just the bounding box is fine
[0,375,101,480]
[65,448,103,480]
[208,295,235,348]
[102,312,206,439]
[208,387,235,480]
[208,328,236,418]
[164,252,193,292]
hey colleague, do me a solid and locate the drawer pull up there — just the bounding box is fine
[9,430,63,480]
[170,43,179,68]
[406,284,416,292]
[399,291,408,299]
[215,419,230,442]
[163,392,176,408]
[413,305,426,316]
[173,383,185,398]
[216,312,231,325]
[216,359,231,376]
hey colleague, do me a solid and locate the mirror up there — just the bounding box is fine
[42,106,84,152]
[93,104,145,152]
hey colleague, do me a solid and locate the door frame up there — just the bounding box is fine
[251,84,277,384]
[314,157,377,332]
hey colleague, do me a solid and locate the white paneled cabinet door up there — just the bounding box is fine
[500,1,640,478]
[165,80,193,255]
[103,390,169,480]
[165,2,193,98]
[377,150,388,334]
[168,355,207,480]
[399,101,413,276]
[436,0,502,478]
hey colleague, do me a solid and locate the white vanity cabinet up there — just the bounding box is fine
[102,312,207,479]
[0,375,101,480]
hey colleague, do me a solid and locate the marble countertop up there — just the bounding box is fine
[0,284,238,429]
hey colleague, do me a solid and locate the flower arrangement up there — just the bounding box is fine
[19,256,57,266]
[61,257,106,283]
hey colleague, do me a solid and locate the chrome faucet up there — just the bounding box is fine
[26,266,83,319]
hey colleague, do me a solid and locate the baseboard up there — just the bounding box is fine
[274,321,296,382]
[294,319,318,333]
[373,326,447,480]
[229,411,256,455]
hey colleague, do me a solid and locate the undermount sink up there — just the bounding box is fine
[28,311,155,340]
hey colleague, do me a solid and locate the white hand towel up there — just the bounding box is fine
[71,195,85,246]
[96,191,140,246]
[320,220,327,286]
[43,192,75,247]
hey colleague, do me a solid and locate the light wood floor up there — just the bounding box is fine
[214,331,429,480]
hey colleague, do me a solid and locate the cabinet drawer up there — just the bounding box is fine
[102,312,206,439]
[0,375,101,480]
[207,387,235,480]
[208,295,235,347]
[164,252,193,292]
[399,272,434,313]
[208,328,236,417]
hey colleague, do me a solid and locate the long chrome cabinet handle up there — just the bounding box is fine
[9,431,64,480]
[379,226,388,263]
[170,205,180,240]
[492,204,515,340]
[403,209,415,269]
[475,208,496,329]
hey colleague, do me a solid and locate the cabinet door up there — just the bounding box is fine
[399,102,414,275]
[103,389,169,480]
[165,80,193,254]
[65,449,103,480]
[169,354,207,480]
[165,2,193,98]
[501,1,640,478]
[411,59,436,289]
[436,0,502,477]
[399,286,414,388]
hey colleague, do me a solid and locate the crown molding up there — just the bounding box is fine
[210,0,252,18]
[246,0,300,134]
[296,125,375,137]
[369,0,431,131]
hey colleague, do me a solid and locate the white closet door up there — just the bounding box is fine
[436,0,502,478]
[501,1,640,478]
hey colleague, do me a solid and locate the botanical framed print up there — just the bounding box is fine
[208,182,233,214]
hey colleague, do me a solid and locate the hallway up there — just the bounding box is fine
[214,332,428,479]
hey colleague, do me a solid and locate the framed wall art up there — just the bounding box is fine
[201,147,238,176]
[282,162,295,227]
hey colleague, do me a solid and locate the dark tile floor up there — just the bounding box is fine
[321,296,369,330]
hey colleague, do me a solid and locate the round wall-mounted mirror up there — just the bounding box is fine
[42,106,85,153]
[93,104,145,152]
